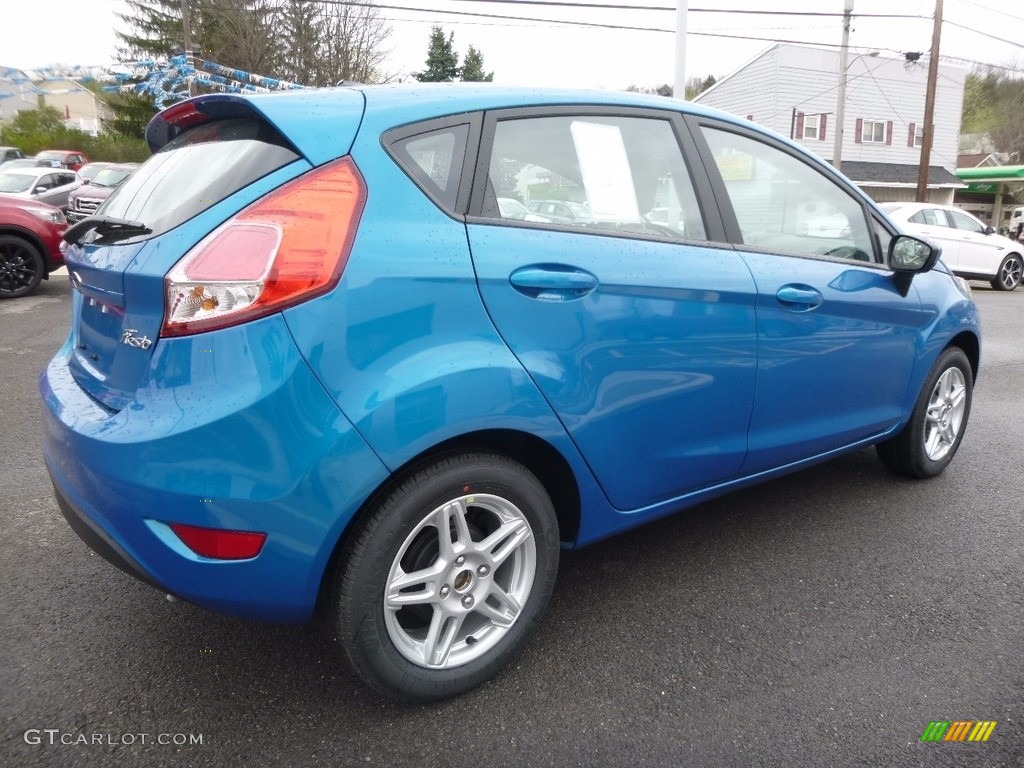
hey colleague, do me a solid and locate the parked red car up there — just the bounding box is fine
[0,195,67,298]
[35,150,89,171]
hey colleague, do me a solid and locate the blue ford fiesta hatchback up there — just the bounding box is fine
[41,85,980,701]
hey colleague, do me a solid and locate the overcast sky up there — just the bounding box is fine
[3,0,1022,89]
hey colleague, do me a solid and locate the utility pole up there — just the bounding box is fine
[674,0,687,98]
[916,0,943,202]
[833,0,853,172]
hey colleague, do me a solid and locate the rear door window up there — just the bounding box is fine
[98,117,300,238]
[478,113,708,242]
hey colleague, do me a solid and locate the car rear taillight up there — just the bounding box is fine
[161,156,366,337]
[170,523,267,560]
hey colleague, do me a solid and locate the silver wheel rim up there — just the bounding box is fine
[384,493,536,669]
[1000,256,1022,289]
[923,366,967,461]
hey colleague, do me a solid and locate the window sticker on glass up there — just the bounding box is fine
[714,153,754,181]
[570,121,641,223]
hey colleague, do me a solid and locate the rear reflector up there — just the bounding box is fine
[162,156,366,337]
[170,523,267,560]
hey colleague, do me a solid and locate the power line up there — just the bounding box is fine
[943,19,1024,51]
[950,0,1024,24]
[410,0,929,19]
[307,0,1024,77]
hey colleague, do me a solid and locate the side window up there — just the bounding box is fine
[387,123,470,214]
[949,209,986,234]
[701,126,876,263]
[482,114,707,241]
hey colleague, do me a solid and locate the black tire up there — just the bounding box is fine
[990,252,1022,291]
[876,347,973,478]
[330,452,560,702]
[0,235,44,299]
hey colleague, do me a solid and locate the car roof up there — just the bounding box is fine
[148,84,758,161]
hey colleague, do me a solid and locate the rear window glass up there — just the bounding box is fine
[98,118,300,238]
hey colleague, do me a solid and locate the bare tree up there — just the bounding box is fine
[317,1,394,84]
[202,0,282,75]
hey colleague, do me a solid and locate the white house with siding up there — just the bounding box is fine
[693,44,966,205]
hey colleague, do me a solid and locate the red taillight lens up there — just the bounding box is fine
[162,156,366,337]
[170,523,267,560]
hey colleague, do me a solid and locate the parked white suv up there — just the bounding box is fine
[881,202,1023,291]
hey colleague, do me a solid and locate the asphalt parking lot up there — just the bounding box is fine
[2,272,1021,768]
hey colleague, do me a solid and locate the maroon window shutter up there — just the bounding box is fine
[908,122,916,147]
[819,113,827,141]
[795,112,805,139]
[854,118,863,143]
[886,120,894,146]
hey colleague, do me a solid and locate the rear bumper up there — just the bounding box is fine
[41,318,389,622]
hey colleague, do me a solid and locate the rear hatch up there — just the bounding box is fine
[63,90,365,411]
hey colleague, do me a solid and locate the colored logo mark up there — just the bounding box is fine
[921,721,997,742]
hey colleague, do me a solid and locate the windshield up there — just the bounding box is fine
[35,152,65,162]
[92,168,133,188]
[0,173,34,193]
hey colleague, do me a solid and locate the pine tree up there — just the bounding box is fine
[278,0,324,85]
[116,0,192,59]
[460,45,493,82]
[415,26,459,82]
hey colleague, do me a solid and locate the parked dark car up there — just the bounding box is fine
[0,195,66,298]
[44,86,980,703]
[35,150,89,171]
[66,163,140,223]
[0,146,26,162]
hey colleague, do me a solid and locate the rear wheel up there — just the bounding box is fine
[990,252,1022,291]
[330,452,560,702]
[0,235,44,299]
[876,347,973,478]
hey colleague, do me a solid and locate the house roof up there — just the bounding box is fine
[840,162,964,188]
[958,152,998,168]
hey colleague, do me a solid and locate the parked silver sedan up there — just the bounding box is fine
[0,167,81,211]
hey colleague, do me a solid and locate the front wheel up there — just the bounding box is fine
[876,347,973,478]
[990,252,1022,291]
[330,453,560,702]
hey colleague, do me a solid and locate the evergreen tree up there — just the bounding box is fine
[460,45,493,82]
[415,26,459,82]
[116,0,194,59]
[278,0,325,85]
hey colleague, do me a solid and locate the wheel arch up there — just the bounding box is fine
[316,428,582,612]
[947,330,980,383]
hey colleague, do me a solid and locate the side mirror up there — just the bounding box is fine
[890,235,939,273]
[890,235,940,296]
[33,186,47,195]
[984,225,995,235]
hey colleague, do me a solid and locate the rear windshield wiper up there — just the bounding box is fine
[63,216,153,246]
